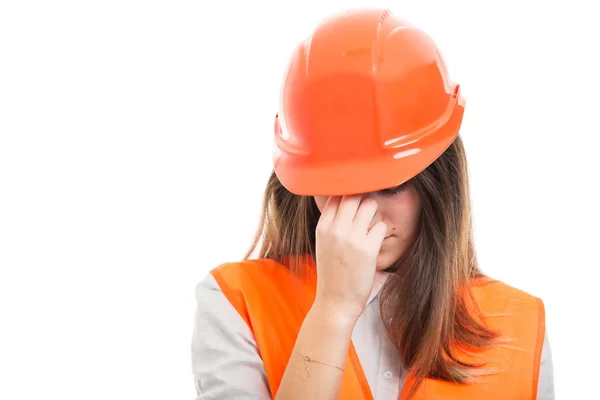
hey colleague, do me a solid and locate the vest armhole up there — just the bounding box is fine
[210,268,252,329]
[531,297,546,399]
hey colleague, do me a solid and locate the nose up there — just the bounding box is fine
[368,213,383,231]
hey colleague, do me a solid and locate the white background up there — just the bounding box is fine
[1,1,598,399]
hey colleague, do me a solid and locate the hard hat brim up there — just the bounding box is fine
[274,109,462,196]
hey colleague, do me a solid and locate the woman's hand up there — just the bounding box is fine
[313,195,387,322]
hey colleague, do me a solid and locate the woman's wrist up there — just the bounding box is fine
[309,298,361,332]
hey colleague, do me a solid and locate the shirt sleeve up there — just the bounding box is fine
[191,273,272,399]
[537,329,555,400]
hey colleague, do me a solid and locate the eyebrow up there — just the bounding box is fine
[380,182,406,192]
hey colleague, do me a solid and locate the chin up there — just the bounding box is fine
[375,252,400,271]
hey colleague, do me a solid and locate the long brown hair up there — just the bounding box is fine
[245,135,502,396]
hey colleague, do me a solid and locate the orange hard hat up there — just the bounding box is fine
[272,9,465,196]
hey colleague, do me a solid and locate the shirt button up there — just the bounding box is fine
[384,371,392,379]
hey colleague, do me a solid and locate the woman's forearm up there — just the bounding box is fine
[274,301,357,400]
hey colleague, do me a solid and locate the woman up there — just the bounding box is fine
[191,8,554,400]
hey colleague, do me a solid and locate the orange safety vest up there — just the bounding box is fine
[211,257,545,399]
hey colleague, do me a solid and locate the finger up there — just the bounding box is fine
[317,196,341,228]
[351,197,378,235]
[333,195,364,230]
[366,221,387,248]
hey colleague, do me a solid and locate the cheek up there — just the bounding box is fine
[381,193,421,234]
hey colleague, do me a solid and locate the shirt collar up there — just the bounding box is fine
[367,271,391,305]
